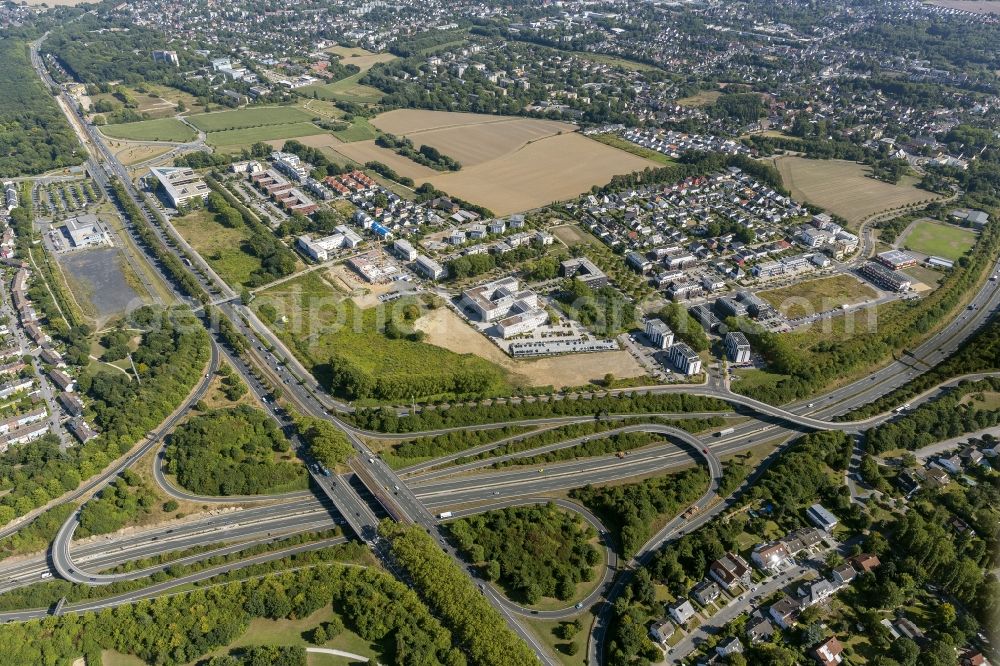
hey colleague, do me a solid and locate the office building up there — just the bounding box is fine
[859,261,911,292]
[644,318,674,349]
[149,167,210,208]
[669,343,702,375]
[414,255,445,280]
[64,214,104,248]
[152,50,180,67]
[725,331,751,364]
[560,257,608,288]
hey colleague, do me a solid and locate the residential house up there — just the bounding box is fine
[769,595,800,629]
[648,619,674,644]
[716,637,743,658]
[849,554,881,574]
[691,580,721,606]
[709,552,751,592]
[832,564,857,586]
[668,599,697,625]
[746,610,775,643]
[751,541,791,571]
[798,578,835,607]
[812,637,844,666]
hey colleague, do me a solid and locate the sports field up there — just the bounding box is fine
[774,157,937,227]
[187,106,316,132]
[900,220,977,261]
[760,274,878,318]
[352,110,658,214]
[100,118,196,142]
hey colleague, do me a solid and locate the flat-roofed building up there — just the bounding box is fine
[725,331,751,364]
[560,257,608,288]
[414,255,445,280]
[644,318,674,349]
[297,226,362,261]
[859,261,911,292]
[149,167,210,208]
[669,342,701,375]
[876,249,917,270]
[64,214,104,248]
[393,239,418,261]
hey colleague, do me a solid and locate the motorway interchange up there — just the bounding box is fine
[6,32,1000,664]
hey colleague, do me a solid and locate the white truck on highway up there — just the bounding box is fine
[715,427,735,437]
[438,511,453,519]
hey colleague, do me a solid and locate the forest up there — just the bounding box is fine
[165,406,307,496]
[448,503,601,604]
[295,416,355,469]
[571,465,709,557]
[0,561,462,666]
[0,40,83,177]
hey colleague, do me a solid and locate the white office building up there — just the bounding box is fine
[644,318,674,349]
[393,239,418,261]
[297,226,362,261]
[414,255,445,280]
[725,331,751,364]
[669,343,702,375]
[149,167,210,208]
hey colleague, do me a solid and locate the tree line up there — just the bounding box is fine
[382,522,540,666]
[349,392,729,433]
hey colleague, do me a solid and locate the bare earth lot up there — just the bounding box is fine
[760,274,878,318]
[774,157,936,227]
[416,306,645,389]
[325,45,397,72]
[58,248,146,322]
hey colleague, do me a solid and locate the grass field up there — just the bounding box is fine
[774,156,938,227]
[901,219,977,261]
[677,90,722,107]
[190,603,379,665]
[208,122,325,150]
[760,274,879,318]
[100,118,196,142]
[326,45,397,73]
[170,209,262,286]
[332,116,379,143]
[589,133,674,165]
[365,110,657,215]
[188,106,316,132]
[298,72,384,104]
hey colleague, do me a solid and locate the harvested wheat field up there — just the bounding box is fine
[326,45,397,72]
[372,111,576,167]
[416,307,645,389]
[330,141,439,179]
[774,156,938,228]
[424,132,658,214]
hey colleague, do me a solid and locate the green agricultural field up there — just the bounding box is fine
[331,116,379,143]
[902,220,977,261]
[187,106,316,132]
[254,272,510,402]
[170,208,262,286]
[100,118,196,142]
[299,72,384,104]
[207,122,325,150]
[589,133,674,165]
